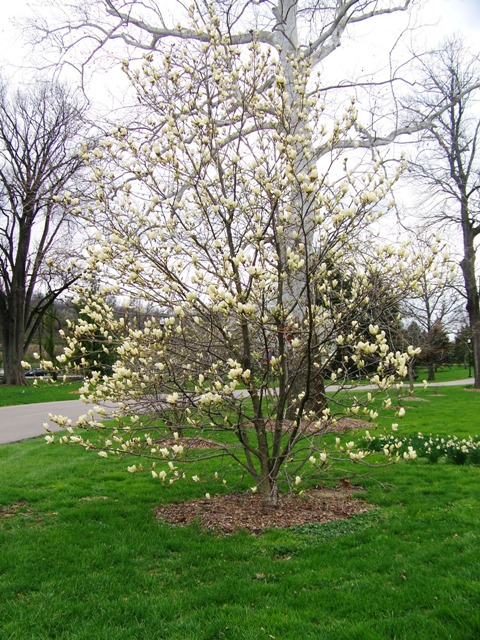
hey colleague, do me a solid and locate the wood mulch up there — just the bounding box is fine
[261,417,372,435]
[155,483,371,534]
[154,436,222,449]
[326,417,373,433]
[154,417,370,450]
[154,418,372,533]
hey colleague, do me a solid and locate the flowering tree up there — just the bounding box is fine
[47,11,424,509]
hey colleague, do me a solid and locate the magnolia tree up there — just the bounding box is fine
[47,10,424,509]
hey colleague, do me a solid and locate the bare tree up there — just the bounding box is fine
[400,234,461,381]
[0,81,87,385]
[406,38,480,388]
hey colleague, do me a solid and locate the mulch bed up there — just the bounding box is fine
[155,483,371,534]
[329,417,373,433]
[263,417,371,435]
[154,436,222,449]
[155,418,370,450]
[154,419,373,533]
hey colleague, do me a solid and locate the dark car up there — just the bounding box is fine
[25,368,47,377]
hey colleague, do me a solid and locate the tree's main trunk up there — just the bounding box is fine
[255,418,279,510]
[2,211,31,385]
[460,205,480,389]
[427,362,435,382]
[1,282,28,386]
[273,0,328,419]
[258,473,279,511]
[2,318,27,385]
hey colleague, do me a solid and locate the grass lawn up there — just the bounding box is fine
[414,364,472,384]
[0,379,83,407]
[0,387,479,639]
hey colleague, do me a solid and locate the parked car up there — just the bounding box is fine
[25,368,47,377]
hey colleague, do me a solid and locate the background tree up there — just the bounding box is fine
[417,320,452,380]
[326,260,404,380]
[400,234,460,381]
[32,297,78,371]
[452,323,474,372]
[405,38,480,387]
[0,81,87,385]
[50,21,422,509]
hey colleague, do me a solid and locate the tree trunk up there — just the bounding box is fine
[258,473,279,511]
[2,321,27,385]
[254,418,279,510]
[427,362,435,382]
[286,369,328,420]
[460,205,480,389]
[408,360,415,394]
[1,284,28,386]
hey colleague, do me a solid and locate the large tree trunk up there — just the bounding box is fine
[2,317,27,385]
[460,205,480,389]
[1,274,28,386]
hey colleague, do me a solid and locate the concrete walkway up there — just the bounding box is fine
[0,378,475,445]
[0,400,113,445]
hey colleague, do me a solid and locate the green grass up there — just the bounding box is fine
[0,379,83,406]
[414,364,472,383]
[372,385,479,438]
[0,387,479,639]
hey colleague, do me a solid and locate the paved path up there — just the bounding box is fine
[0,378,475,445]
[0,400,112,445]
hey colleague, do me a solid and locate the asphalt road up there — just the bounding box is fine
[0,379,474,445]
[0,400,113,445]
